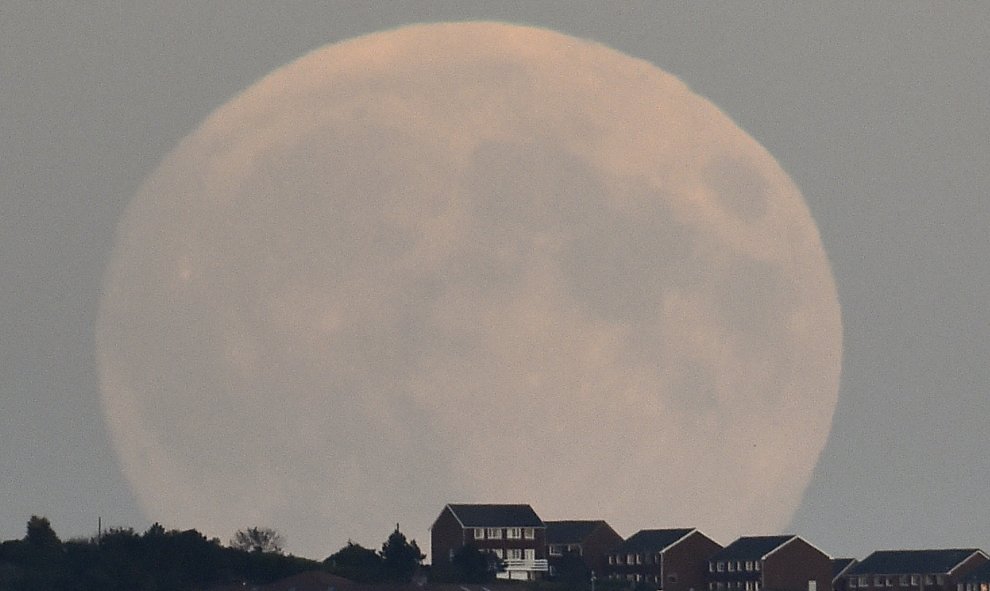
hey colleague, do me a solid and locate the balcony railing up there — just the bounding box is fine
[502,558,549,572]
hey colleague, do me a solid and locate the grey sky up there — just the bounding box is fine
[2,2,988,560]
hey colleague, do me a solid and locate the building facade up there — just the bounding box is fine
[430,504,548,581]
[843,549,989,591]
[546,520,623,577]
[707,535,831,591]
[607,528,723,591]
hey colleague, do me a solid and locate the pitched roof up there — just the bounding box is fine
[446,504,544,528]
[546,520,609,544]
[710,536,796,561]
[847,550,987,576]
[617,529,695,553]
[834,558,858,580]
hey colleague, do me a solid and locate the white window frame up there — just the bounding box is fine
[507,527,521,539]
[474,528,485,540]
[718,562,726,573]
[524,549,536,561]
[507,548,522,560]
[487,528,502,539]
[523,528,535,539]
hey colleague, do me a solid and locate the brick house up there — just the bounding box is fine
[607,528,723,591]
[430,504,548,581]
[960,561,990,591]
[545,520,623,577]
[833,559,859,591]
[707,535,831,591]
[843,549,989,591]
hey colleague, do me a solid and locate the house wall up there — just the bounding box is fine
[763,538,831,591]
[664,531,723,591]
[581,523,624,576]
[849,553,989,591]
[430,506,465,581]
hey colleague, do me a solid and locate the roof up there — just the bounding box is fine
[846,550,987,576]
[616,529,695,554]
[710,536,796,561]
[833,558,858,580]
[446,504,544,528]
[546,520,610,544]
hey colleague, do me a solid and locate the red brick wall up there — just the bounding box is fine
[763,538,831,591]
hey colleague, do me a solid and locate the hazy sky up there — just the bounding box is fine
[2,2,989,560]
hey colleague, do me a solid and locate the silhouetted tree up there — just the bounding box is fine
[450,543,500,583]
[230,526,285,554]
[324,541,383,582]
[380,524,424,583]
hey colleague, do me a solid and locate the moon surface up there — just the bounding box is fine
[97,22,841,558]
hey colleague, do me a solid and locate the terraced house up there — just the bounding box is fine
[707,535,831,591]
[843,549,989,591]
[606,528,722,591]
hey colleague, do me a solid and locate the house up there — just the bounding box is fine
[545,520,623,576]
[430,504,548,581]
[960,560,990,591]
[707,535,831,591]
[843,549,989,591]
[833,559,859,591]
[607,528,723,591]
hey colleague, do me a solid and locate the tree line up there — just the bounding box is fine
[0,516,425,591]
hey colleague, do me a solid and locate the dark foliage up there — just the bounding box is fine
[380,524,425,583]
[449,543,500,583]
[323,541,383,582]
[0,517,318,591]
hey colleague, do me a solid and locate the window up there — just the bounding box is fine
[746,561,754,572]
[729,562,736,572]
[524,549,535,561]
[628,554,636,565]
[719,562,726,573]
[474,528,485,539]
[550,545,563,557]
[738,562,744,572]
[755,562,762,572]
[911,576,920,586]
[900,576,909,586]
[925,576,936,586]
[507,549,522,560]
[487,528,502,539]
[850,578,858,588]
[609,555,615,565]
[524,528,535,539]
[637,554,643,565]
[711,563,716,573]
[717,583,725,591]
[810,581,818,591]
[860,577,869,587]
[875,576,883,586]
[886,578,894,587]
[507,528,521,539]
[937,576,946,585]
[492,549,504,559]
[755,582,761,591]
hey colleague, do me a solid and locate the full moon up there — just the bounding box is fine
[97,22,841,558]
